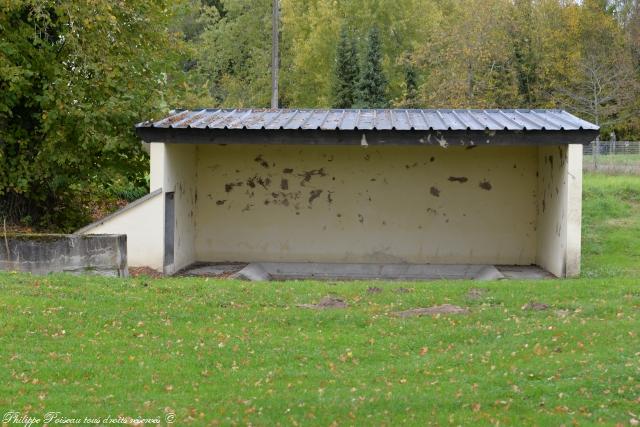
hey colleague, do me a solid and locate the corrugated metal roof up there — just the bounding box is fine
[136,109,599,132]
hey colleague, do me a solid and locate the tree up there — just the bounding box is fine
[554,0,638,131]
[414,0,519,108]
[280,0,439,107]
[509,0,542,105]
[395,60,420,108]
[331,26,360,108]
[356,27,388,108]
[0,0,196,229]
[196,0,273,107]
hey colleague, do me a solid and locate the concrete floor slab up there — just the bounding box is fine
[230,264,271,281]
[496,265,554,279]
[259,262,499,281]
[179,263,246,277]
[179,262,552,281]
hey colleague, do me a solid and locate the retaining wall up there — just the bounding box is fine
[0,234,128,277]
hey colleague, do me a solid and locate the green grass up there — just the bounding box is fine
[584,153,640,165]
[0,173,639,426]
[582,173,640,277]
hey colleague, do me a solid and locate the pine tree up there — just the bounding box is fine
[331,26,360,108]
[356,27,388,108]
[401,65,419,108]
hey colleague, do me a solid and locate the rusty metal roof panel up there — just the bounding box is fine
[321,110,346,129]
[264,110,296,129]
[137,109,599,132]
[241,110,277,129]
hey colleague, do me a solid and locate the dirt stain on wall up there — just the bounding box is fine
[479,180,492,191]
[308,189,323,205]
[225,182,243,192]
[448,176,468,183]
[299,168,327,186]
[254,155,270,168]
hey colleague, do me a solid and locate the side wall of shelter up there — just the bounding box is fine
[162,144,198,274]
[536,144,582,277]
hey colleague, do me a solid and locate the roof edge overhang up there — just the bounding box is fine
[135,127,599,146]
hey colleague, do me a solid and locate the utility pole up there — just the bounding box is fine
[271,0,279,109]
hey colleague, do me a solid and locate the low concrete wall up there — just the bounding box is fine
[0,234,128,277]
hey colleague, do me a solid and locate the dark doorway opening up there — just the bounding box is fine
[164,192,175,267]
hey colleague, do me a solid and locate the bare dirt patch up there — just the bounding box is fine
[393,304,469,318]
[367,286,383,294]
[129,267,163,278]
[466,288,487,300]
[178,263,247,278]
[297,296,348,309]
[522,301,550,311]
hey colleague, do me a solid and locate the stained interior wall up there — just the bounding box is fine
[163,144,197,274]
[193,144,539,265]
[536,144,582,277]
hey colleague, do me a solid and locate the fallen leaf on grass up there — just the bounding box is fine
[554,309,571,317]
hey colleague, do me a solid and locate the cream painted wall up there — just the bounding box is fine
[79,192,164,271]
[565,144,583,276]
[535,144,582,277]
[82,141,583,276]
[194,144,539,265]
[150,143,165,191]
[162,144,197,274]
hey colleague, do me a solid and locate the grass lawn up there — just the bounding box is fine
[582,174,640,277]
[583,154,640,175]
[0,173,639,426]
[584,153,640,165]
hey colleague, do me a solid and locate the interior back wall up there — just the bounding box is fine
[194,144,539,264]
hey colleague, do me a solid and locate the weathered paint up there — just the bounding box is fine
[0,234,128,277]
[535,144,582,277]
[80,140,583,277]
[162,144,197,274]
[77,192,163,271]
[194,144,539,265]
